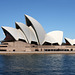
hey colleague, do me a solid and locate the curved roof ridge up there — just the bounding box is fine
[15,22,30,43]
[1,26,26,41]
[44,31,63,45]
[64,37,74,45]
[15,22,38,43]
[25,14,46,45]
[29,26,38,43]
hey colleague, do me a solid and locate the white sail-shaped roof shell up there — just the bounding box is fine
[73,39,75,44]
[43,34,57,44]
[15,22,38,43]
[64,37,75,45]
[29,26,38,43]
[25,15,46,45]
[1,26,26,41]
[15,22,30,43]
[18,29,27,41]
[43,31,63,45]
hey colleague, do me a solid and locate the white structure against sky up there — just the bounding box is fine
[15,22,31,43]
[25,15,46,45]
[65,37,75,45]
[1,26,27,41]
[43,31,63,45]
[15,22,38,43]
[2,15,64,45]
[28,26,38,43]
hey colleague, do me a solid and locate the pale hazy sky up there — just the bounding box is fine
[0,0,75,41]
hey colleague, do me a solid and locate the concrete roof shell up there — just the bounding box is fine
[29,26,38,43]
[18,29,27,41]
[1,26,26,41]
[64,37,75,45]
[43,34,57,44]
[25,15,46,45]
[15,22,38,43]
[15,22,30,43]
[73,39,75,44]
[43,31,63,45]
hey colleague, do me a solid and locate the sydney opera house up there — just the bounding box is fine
[0,15,75,53]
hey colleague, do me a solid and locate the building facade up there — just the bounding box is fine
[0,15,75,53]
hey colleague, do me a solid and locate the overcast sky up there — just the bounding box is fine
[0,0,75,42]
